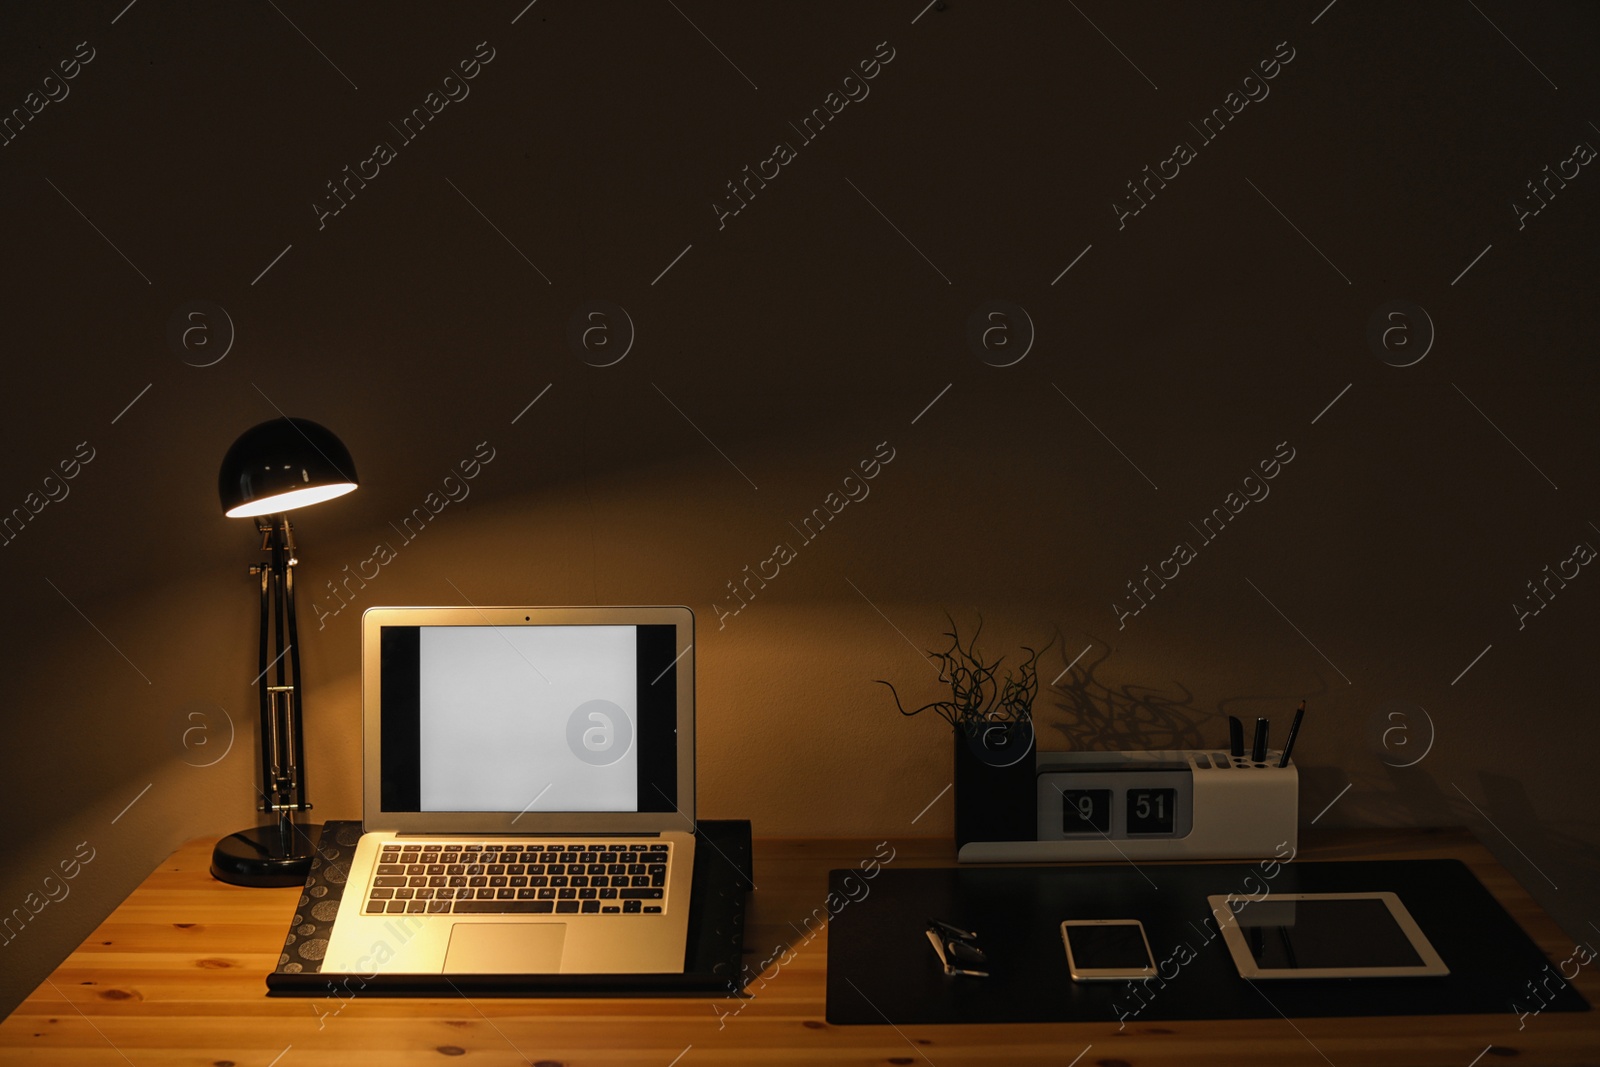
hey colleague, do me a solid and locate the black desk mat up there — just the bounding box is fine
[826,859,1590,1024]
[267,819,752,995]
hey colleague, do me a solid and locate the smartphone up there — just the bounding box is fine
[1061,919,1157,981]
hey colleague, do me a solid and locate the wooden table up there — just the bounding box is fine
[3,828,1596,1065]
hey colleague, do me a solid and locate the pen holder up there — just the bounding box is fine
[958,749,1299,863]
[953,720,1037,852]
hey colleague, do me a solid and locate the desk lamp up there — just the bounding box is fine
[211,417,358,886]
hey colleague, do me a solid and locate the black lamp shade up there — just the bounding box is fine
[218,418,358,518]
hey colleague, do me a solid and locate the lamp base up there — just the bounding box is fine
[210,824,321,887]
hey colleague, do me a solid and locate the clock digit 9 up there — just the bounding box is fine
[1061,789,1111,833]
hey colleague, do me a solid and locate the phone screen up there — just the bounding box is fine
[1065,923,1153,970]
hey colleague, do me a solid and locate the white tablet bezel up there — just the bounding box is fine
[1207,891,1450,979]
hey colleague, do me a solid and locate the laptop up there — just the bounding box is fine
[323,605,697,975]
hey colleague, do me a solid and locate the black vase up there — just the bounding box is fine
[953,719,1037,850]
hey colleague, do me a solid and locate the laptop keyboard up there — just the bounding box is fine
[362,842,671,916]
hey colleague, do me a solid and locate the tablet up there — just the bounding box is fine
[1207,892,1450,979]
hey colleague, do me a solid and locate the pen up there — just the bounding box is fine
[1251,717,1269,764]
[1228,716,1244,759]
[1278,700,1305,768]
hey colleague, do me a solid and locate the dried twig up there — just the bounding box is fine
[877,615,1044,730]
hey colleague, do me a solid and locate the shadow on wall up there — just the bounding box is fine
[1042,638,1359,768]
[1043,637,1211,753]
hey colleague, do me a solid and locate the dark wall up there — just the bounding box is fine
[1,0,1596,1019]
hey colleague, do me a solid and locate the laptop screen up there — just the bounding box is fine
[377,622,681,815]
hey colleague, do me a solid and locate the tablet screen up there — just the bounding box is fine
[1237,897,1423,970]
[1208,892,1449,979]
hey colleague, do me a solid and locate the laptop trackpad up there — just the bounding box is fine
[443,923,566,974]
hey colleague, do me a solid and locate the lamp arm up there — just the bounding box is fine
[254,516,312,858]
[282,533,308,812]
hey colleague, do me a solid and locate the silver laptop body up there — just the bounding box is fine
[323,605,697,975]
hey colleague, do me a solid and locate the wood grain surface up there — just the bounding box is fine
[3,828,1596,1066]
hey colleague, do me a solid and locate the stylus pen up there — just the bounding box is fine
[1278,701,1306,768]
[1228,716,1244,758]
[1251,717,1269,764]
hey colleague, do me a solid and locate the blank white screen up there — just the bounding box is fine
[417,625,638,812]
